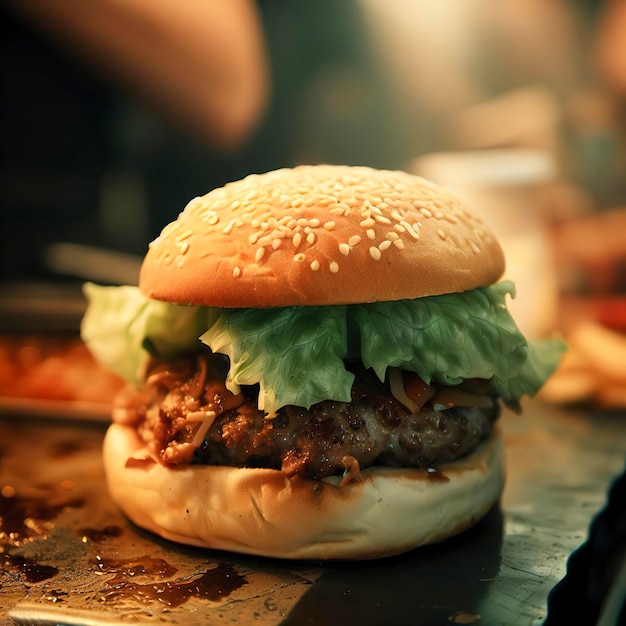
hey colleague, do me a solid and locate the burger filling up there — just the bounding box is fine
[82,281,565,485]
[113,349,500,483]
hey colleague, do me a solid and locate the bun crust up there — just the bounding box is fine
[140,165,505,307]
[103,423,505,560]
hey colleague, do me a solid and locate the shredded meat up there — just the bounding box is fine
[114,351,500,480]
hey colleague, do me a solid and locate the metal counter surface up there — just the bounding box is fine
[1,401,624,626]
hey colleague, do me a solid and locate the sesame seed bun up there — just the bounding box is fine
[139,165,505,307]
[103,422,505,560]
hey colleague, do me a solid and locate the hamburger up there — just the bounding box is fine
[81,164,564,560]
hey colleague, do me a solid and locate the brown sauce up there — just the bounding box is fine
[1,553,59,583]
[97,560,247,608]
[91,555,178,578]
[427,467,450,483]
[124,457,156,470]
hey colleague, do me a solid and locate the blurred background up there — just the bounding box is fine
[2,0,626,406]
[1,4,626,623]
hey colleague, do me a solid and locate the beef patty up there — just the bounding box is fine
[113,351,500,482]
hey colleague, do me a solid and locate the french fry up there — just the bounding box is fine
[539,368,598,404]
[569,321,626,385]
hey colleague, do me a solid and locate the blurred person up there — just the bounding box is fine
[1,1,404,283]
[1,0,269,280]
[8,0,270,150]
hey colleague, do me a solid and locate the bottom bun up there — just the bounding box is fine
[103,423,505,560]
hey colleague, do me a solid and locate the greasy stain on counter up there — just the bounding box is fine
[1,552,59,583]
[0,485,85,546]
[93,557,248,608]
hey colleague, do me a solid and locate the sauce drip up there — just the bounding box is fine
[97,560,247,608]
[91,555,178,578]
[1,553,59,583]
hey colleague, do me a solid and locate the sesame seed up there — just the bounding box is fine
[329,206,345,215]
[386,231,400,241]
[373,214,392,225]
[175,229,193,242]
[260,221,269,231]
[378,240,392,251]
[203,211,219,225]
[438,229,447,240]
[249,232,261,245]
[471,241,481,254]
[233,266,241,278]
[391,211,404,222]
[444,214,459,224]
[255,247,265,262]
[420,207,433,218]
[256,235,272,247]
[180,241,190,254]
[401,221,420,240]
[293,232,302,248]
[369,246,382,260]
[360,217,376,228]
[348,235,362,247]
[308,218,321,228]
[330,261,339,273]
[323,221,336,231]
[310,259,320,271]
[316,196,335,207]
[251,219,260,228]
[306,232,316,244]
[339,243,350,256]
[272,238,281,250]
[366,229,376,240]
[294,253,306,263]
[394,223,406,233]
[297,218,308,226]
[393,239,405,250]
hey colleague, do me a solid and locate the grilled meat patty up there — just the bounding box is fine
[113,351,500,481]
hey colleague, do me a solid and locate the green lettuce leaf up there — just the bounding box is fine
[81,281,565,412]
[349,282,545,391]
[493,337,567,401]
[80,282,210,384]
[200,306,353,414]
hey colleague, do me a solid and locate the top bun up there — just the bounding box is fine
[140,165,505,307]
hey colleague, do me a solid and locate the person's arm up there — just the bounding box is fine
[10,0,270,149]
